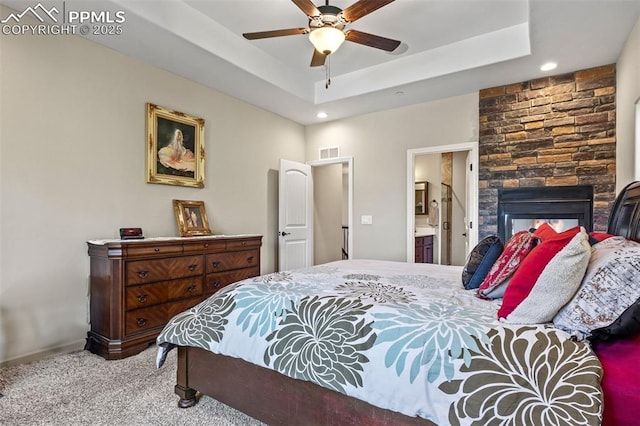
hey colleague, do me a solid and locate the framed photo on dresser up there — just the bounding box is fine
[146,103,205,188]
[173,199,212,237]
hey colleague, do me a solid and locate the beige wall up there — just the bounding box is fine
[305,93,479,261]
[0,6,305,364]
[617,15,640,189]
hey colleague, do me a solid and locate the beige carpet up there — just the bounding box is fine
[0,345,264,426]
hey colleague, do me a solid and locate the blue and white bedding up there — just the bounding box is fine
[156,259,602,425]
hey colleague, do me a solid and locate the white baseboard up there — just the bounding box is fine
[0,339,86,368]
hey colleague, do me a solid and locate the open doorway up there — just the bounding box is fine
[309,157,353,265]
[406,143,478,265]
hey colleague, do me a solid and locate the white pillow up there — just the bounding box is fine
[553,237,640,340]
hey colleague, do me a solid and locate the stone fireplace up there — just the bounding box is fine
[478,64,616,240]
[497,185,593,242]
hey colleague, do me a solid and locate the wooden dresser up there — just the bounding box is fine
[86,234,262,360]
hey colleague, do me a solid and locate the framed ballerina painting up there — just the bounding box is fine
[146,103,205,188]
[172,199,212,237]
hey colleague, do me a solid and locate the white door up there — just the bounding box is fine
[279,159,313,271]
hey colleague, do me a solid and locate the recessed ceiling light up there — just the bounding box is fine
[317,112,328,119]
[540,62,558,71]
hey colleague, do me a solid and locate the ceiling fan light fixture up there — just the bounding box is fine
[309,26,345,55]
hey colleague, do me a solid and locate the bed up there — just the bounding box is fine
[156,181,640,426]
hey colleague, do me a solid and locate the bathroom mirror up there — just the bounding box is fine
[415,181,428,215]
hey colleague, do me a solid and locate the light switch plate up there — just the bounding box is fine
[361,215,373,225]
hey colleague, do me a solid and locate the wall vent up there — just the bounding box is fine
[319,146,340,159]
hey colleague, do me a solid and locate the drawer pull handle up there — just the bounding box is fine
[137,294,148,303]
[212,280,221,288]
[137,270,149,278]
[247,256,254,264]
[212,261,221,268]
[136,317,147,327]
[154,248,160,252]
[187,285,197,293]
[241,241,247,246]
[204,243,209,248]
[188,264,198,271]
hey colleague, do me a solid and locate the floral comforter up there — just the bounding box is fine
[156,259,602,425]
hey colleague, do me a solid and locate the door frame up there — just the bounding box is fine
[308,156,354,261]
[406,142,478,263]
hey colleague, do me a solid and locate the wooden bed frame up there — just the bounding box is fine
[173,181,640,425]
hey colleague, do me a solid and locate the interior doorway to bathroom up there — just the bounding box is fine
[406,143,478,265]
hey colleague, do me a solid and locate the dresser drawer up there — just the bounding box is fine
[126,255,203,285]
[167,276,203,301]
[125,276,204,310]
[206,250,259,273]
[125,244,183,257]
[125,305,167,335]
[227,238,261,250]
[183,239,226,253]
[126,282,166,310]
[205,266,260,293]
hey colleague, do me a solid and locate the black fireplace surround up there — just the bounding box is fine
[497,185,594,243]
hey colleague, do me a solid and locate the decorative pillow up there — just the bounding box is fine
[534,223,615,246]
[534,223,583,241]
[477,230,538,299]
[588,231,616,245]
[553,236,640,340]
[533,222,560,240]
[461,236,503,290]
[499,227,591,324]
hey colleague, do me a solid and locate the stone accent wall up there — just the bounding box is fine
[478,65,616,239]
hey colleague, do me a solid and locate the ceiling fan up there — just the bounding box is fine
[242,0,401,68]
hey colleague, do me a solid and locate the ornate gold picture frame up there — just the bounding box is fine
[146,103,205,188]
[172,199,212,237]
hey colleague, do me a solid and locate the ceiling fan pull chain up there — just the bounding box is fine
[326,55,331,89]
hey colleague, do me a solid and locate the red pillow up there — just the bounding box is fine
[589,231,616,243]
[498,227,590,323]
[533,222,559,240]
[477,230,538,299]
[534,223,583,241]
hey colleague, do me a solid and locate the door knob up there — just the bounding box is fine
[280,231,291,236]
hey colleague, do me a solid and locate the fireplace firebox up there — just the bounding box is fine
[497,185,593,243]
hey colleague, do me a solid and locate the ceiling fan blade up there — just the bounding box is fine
[345,29,401,52]
[310,49,327,67]
[341,0,395,22]
[292,0,320,17]
[243,28,308,40]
